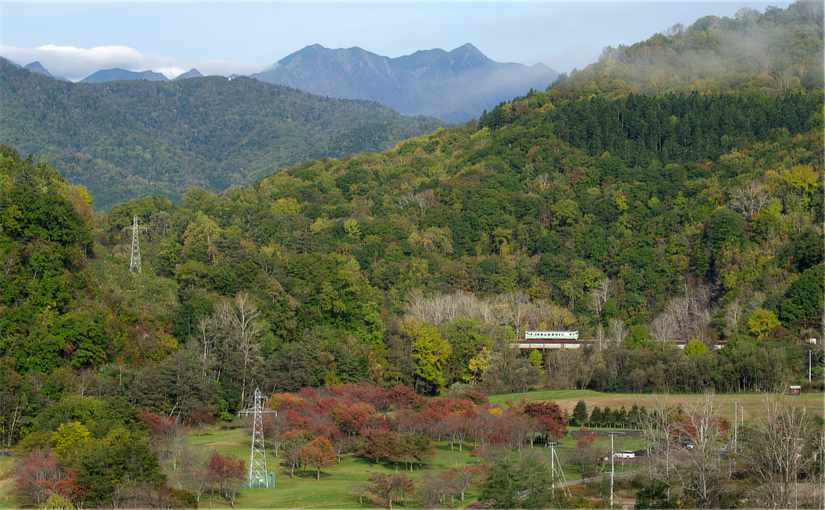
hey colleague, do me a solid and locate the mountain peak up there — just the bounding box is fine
[175,68,203,80]
[255,43,558,122]
[82,68,168,83]
[24,61,54,78]
[449,43,491,68]
[452,43,483,55]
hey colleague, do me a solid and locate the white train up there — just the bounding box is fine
[524,331,579,340]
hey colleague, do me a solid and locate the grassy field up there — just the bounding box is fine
[489,389,825,422]
[7,389,811,508]
[188,427,484,508]
[0,424,638,509]
[0,456,16,509]
[186,424,640,508]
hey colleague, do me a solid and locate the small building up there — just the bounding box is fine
[788,385,802,395]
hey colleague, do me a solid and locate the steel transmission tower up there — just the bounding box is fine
[129,215,142,274]
[239,388,275,488]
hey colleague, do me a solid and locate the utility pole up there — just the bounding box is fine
[609,433,615,509]
[238,387,277,488]
[551,441,555,494]
[809,349,813,383]
[730,401,739,478]
[606,431,625,508]
[733,401,738,454]
[129,215,142,274]
[820,431,824,510]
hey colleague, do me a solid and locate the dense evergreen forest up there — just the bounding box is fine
[0,58,440,208]
[0,1,823,507]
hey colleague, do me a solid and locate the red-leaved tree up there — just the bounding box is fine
[523,400,568,441]
[15,450,78,506]
[299,436,337,479]
[206,451,244,506]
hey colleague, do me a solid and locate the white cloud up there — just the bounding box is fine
[1,44,150,80]
[197,59,261,77]
[0,44,264,81]
[154,66,187,79]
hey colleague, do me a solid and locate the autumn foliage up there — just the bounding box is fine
[207,451,245,505]
[14,450,78,506]
[299,436,337,479]
[262,383,571,480]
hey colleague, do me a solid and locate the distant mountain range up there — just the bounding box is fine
[28,64,204,82]
[82,68,169,83]
[253,43,558,122]
[10,44,556,121]
[0,57,440,208]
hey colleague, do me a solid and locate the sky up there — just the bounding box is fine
[0,1,788,81]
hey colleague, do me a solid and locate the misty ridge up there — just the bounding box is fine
[555,2,823,95]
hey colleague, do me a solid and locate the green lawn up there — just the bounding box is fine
[0,424,634,509]
[490,389,825,422]
[0,456,17,509]
[185,422,640,509]
[20,389,800,509]
[187,427,484,509]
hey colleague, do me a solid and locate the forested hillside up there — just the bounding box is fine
[0,58,440,208]
[550,0,823,96]
[2,86,821,417]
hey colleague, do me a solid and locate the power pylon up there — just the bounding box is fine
[239,387,276,488]
[129,215,142,274]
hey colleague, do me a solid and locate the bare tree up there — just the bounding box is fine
[196,316,215,381]
[589,278,611,318]
[675,394,726,508]
[496,291,532,342]
[534,173,551,192]
[730,181,769,219]
[405,290,575,345]
[650,283,712,342]
[742,396,817,508]
[641,398,678,489]
[167,444,209,505]
[196,291,263,409]
[608,318,628,345]
[650,310,679,343]
[232,292,262,409]
[527,300,575,331]
[723,300,743,337]
[405,290,494,325]
[595,324,605,350]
